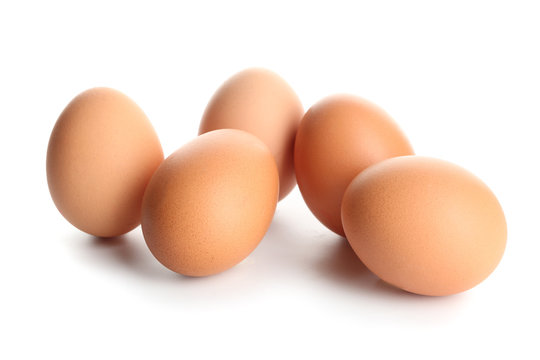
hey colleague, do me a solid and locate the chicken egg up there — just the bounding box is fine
[141,129,279,276]
[341,156,507,296]
[294,94,414,236]
[46,87,163,237]
[199,68,303,200]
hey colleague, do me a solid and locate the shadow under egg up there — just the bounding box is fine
[81,231,178,282]
[319,237,371,280]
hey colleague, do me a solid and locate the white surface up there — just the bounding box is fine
[1,1,539,359]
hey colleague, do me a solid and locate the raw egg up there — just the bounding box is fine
[46,87,163,237]
[341,156,507,296]
[199,68,303,200]
[141,129,279,276]
[294,94,414,236]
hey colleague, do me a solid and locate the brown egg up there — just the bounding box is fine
[341,156,507,296]
[199,68,304,201]
[141,129,279,276]
[294,94,414,236]
[46,87,164,237]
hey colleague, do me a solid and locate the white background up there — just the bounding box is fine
[1,0,539,358]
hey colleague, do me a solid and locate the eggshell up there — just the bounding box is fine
[46,87,164,237]
[294,94,414,236]
[141,129,279,276]
[341,156,507,296]
[199,68,303,200]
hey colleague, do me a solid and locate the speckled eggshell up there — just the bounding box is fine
[141,129,279,277]
[46,87,164,237]
[199,68,304,201]
[341,156,507,296]
[294,94,414,236]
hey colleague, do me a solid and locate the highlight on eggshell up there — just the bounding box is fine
[199,68,304,201]
[294,94,414,236]
[46,87,164,238]
[341,156,507,296]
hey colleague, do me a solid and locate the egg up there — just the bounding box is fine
[141,129,279,276]
[46,87,164,237]
[199,68,304,200]
[294,94,414,236]
[341,156,507,296]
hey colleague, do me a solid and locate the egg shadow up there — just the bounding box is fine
[254,214,313,272]
[316,237,391,295]
[317,236,471,308]
[316,237,440,300]
[262,209,414,299]
[79,231,266,295]
[69,214,464,305]
[318,237,371,282]
[78,231,181,282]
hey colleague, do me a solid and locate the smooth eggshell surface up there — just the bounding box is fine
[46,87,164,237]
[341,156,507,296]
[199,68,304,200]
[294,94,414,236]
[141,129,279,277]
